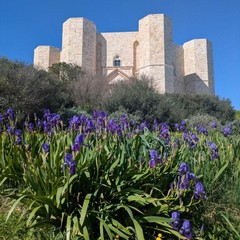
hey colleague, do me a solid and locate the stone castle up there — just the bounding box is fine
[34,14,215,95]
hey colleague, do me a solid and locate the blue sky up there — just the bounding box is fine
[0,0,239,109]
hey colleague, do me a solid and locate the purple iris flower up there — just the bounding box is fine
[71,134,85,152]
[176,120,186,131]
[206,140,219,160]
[121,114,129,129]
[170,211,180,230]
[194,182,207,200]
[178,162,190,175]
[0,113,4,123]
[27,122,34,132]
[178,174,190,190]
[75,134,84,145]
[7,126,14,135]
[6,108,15,121]
[179,120,187,132]
[69,162,76,175]
[149,150,162,168]
[86,119,95,132]
[15,129,22,136]
[196,126,208,136]
[71,143,80,152]
[191,133,199,142]
[175,123,180,131]
[140,121,148,130]
[42,143,50,153]
[44,109,51,117]
[15,136,22,145]
[99,111,106,119]
[223,126,231,137]
[211,121,217,128]
[64,153,73,164]
[179,220,192,239]
[92,111,99,120]
[149,159,156,168]
[107,119,119,134]
[63,153,76,175]
[43,121,51,133]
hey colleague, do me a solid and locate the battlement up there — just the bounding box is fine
[34,14,215,95]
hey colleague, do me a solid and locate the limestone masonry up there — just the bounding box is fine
[34,14,215,95]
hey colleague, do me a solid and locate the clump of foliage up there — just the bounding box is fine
[162,93,235,124]
[184,114,222,129]
[0,58,63,120]
[104,76,161,123]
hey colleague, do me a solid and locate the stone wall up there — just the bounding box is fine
[183,39,214,94]
[34,46,60,71]
[138,14,174,94]
[97,32,138,77]
[61,18,96,73]
[173,44,184,93]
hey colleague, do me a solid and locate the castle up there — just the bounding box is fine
[34,14,215,95]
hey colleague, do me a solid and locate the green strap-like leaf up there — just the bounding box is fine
[6,195,26,222]
[97,217,113,239]
[66,215,72,240]
[26,205,42,227]
[83,225,90,240]
[80,193,92,226]
[132,218,145,240]
[212,162,229,184]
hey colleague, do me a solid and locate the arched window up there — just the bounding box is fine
[113,55,121,67]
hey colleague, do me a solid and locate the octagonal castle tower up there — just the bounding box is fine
[34,14,215,95]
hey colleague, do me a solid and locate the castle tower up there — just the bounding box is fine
[60,18,96,73]
[138,14,174,93]
[34,46,60,71]
[183,39,214,94]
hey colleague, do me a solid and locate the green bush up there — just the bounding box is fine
[104,77,161,123]
[0,58,63,120]
[184,114,222,129]
[162,93,235,124]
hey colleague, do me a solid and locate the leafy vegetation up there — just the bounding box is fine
[0,58,63,121]
[0,109,239,239]
[104,78,235,125]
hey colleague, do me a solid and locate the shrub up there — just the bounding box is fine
[0,58,63,120]
[184,114,222,129]
[162,93,235,124]
[104,76,161,123]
